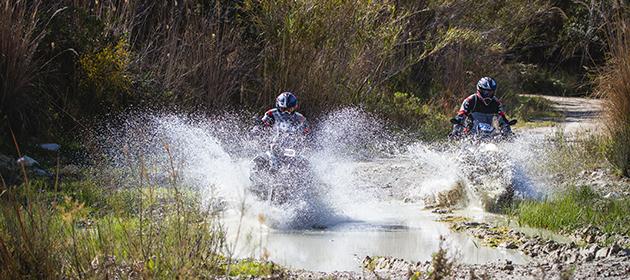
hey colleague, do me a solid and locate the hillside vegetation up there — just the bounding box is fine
[1,0,626,148]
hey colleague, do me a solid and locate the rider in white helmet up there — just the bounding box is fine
[452,77,513,136]
[261,92,310,135]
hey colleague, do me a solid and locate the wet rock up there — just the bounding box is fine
[499,242,518,249]
[431,208,452,214]
[0,154,19,184]
[543,241,560,253]
[581,244,599,262]
[39,143,61,152]
[463,221,481,227]
[595,248,610,260]
[565,252,578,264]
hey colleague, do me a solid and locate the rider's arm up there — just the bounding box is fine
[295,113,310,135]
[455,95,475,124]
[458,95,475,116]
[494,98,510,123]
[261,109,275,127]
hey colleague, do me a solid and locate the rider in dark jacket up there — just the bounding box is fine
[452,77,513,137]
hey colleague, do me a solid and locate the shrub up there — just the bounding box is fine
[0,177,227,278]
[78,38,132,112]
[596,15,630,177]
[370,92,450,140]
[0,1,50,146]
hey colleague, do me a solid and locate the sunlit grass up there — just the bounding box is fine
[0,165,273,279]
[516,186,630,237]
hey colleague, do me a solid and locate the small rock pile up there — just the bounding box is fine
[443,216,630,264]
[564,225,630,248]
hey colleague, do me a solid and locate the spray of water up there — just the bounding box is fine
[94,108,554,231]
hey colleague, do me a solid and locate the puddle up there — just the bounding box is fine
[225,202,529,272]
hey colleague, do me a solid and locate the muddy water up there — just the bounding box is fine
[101,109,557,273]
[225,202,529,272]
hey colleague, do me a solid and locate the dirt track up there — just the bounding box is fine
[519,94,604,134]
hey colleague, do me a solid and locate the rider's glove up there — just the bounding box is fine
[454,114,466,125]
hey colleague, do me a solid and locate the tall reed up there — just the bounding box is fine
[596,14,630,176]
[0,0,49,141]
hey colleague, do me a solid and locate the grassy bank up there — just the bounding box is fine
[515,186,630,239]
[0,177,275,279]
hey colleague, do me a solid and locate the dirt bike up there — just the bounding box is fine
[449,112,517,142]
[249,135,315,205]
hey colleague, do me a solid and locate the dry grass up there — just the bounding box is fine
[596,15,630,177]
[0,0,50,139]
[0,138,253,279]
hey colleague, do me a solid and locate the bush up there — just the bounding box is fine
[78,38,132,113]
[0,178,227,278]
[596,16,630,177]
[518,64,581,96]
[0,1,50,147]
[512,94,560,122]
[369,92,450,140]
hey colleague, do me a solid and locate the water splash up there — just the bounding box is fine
[94,108,553,230]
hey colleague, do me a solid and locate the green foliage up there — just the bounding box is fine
[512,95,560,122]
[79,38,132,109]
[2,0,626,148]
[516,186,630,236]
[0,176,228,279]
[428,236,454,280]
[370,92,450,140]
[223,259,276,277]
[242,0,416,114]
[517,64,582,96]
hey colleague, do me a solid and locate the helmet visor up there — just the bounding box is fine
[479,89,495,99]
[279,106,297,113]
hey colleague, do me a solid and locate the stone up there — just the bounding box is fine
[463,221,481,227]
[581,244,599,262]
[595,248,609,260]
[17,155,39,167]
[39,143,61,152]
[431,208,451,214]
[565,252,578,264]
[499,242,519,249]
[0,154,18,183]
[610,243,622,255]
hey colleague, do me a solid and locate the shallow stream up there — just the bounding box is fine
[101,108,557,272]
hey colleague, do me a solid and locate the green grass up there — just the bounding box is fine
[223,259,277,277]
[512,95,561,122]
[516,186,630,237]
[541,128,608,178]
[0,176,266,279]
[514,120,556,129]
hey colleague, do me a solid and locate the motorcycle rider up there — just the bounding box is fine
[261,92,310,135]
[451,77,513,137]
[253,92,310,171]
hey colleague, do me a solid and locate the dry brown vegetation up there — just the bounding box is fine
[597,14,630,176]
[2,0,623,148]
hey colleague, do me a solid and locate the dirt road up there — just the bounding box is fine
[520,94,604,134]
